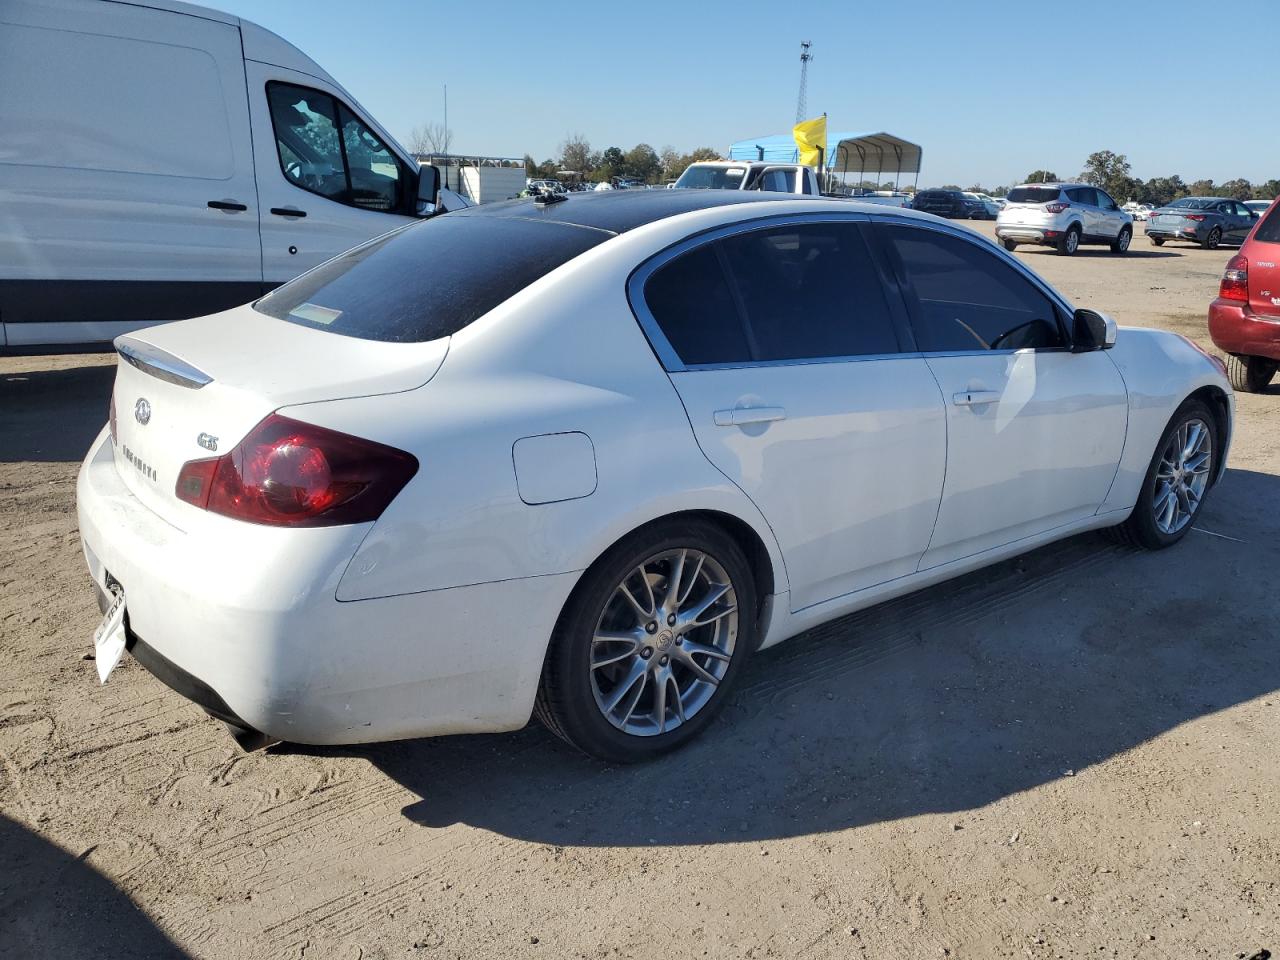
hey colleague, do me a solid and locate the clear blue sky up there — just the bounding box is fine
[213,0,1278,189]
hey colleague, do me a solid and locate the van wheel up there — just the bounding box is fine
[1150,237,1165,246]
[534,518,757,763]
[1201,227,1222,250]
[1110,226,1132,254]
[1105,399,1217,549]
[1001,238,1018,252]
[1225,354,1278,393]
[1056,225,1081,256]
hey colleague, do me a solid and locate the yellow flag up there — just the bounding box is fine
[793,115,827,169]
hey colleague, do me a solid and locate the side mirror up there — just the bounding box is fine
[1072,308,1118,352]
[415,164,441,216]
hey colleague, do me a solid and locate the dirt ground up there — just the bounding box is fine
[2,221,1279,960]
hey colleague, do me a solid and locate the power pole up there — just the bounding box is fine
[795,41,812,123]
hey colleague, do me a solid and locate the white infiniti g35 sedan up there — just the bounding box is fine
[77,190,1233,763]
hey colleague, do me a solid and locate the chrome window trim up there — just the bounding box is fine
[866,213,1078,351]
[114,337,212,389]
[626,211,879,373]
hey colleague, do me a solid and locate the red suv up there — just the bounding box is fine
[1209,198,1280,392]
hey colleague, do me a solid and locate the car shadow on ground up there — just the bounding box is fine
[0,815,188,958]
[310,468,1280,848]
[0,363,114,463]
[1020,248,1182,259]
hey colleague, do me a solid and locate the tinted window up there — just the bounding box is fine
[1096,190,1116,209]
[1065,187,1090,204]
[1008,186,1062,204]
[719,223,899,361]
[267,82,405,214]
[643,245,750,365]
[1255,204,1280,244]
[254,216,605,342]
[884,226,1063,352]
[758,169,794,193]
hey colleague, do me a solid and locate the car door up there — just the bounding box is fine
[1225,201,1251,243]
[872,220,1128,569]
[1095,189,1124,238]
[245,63,417,286]
[631,215,947,611]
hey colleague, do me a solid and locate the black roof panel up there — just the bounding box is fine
[451,189,800,236]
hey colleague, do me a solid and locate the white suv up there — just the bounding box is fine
[996,183,1133,255]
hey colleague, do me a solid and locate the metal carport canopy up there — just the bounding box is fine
[727,131,923,178]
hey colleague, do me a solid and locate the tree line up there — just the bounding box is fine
[525,135,722,184]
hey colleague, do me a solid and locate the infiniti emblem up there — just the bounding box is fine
[134,398,151,425]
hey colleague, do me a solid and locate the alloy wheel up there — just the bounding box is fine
[1065,230,1079,253]
[1118,229,1131,251]
[590,548,739,737]
[1152,418,1212,535]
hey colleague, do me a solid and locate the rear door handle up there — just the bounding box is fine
[952,390,1000,407]
[713,406,786,426]
[270,207,307,218]
[207,199,248,212]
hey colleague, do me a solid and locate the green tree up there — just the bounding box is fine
[1080,150,1132,202]
[1188,179,1217,196]
[623,143,661,183]
[1141,175,1186,206]
[1219,178,1254,200]
[1024,169,1058,184]
[558,134,593,175]
[1253,179,1280,200]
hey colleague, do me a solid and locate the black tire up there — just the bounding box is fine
[1001,238,1018,252]
[1201,227,1222,250]
[534,518,757,763]
[1150,236,1165,246]
[1106,398,1218,550]
[1110,226,1132,254]
[1225,353,1278,393]
[1056,224,1081,256]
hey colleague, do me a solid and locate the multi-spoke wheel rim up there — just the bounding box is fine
[590,548,738,737]
[1118,229,1131,250]
[1153,417,1212,535]
[1207,229,1221,249]
[1066,230,1079,253]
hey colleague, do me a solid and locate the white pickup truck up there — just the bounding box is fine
[672,161,911,208]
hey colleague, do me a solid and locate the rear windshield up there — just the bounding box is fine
[675,166,747,190]
[1255,204,1280,244]
[1007,186,1062,204]
[1166,197,1218,209]
[254,215,606,342]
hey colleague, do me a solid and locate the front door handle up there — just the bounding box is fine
[713,406,786,426]
[207,199,248,212]
[952,390,1000,407]
[270,207,307,218]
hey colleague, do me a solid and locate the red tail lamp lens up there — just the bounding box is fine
[1219,254,1249,302]
[1185,214,1206,221]
[175,414,417,527]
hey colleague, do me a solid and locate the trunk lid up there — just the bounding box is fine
[109,305,448,529]
[1247,204,1280,319]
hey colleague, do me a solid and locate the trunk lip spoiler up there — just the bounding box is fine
[114,336,212,390]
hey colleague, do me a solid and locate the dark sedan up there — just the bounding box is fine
[1146,197,1259,249]
[911,189,988,219]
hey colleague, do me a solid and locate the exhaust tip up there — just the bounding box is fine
[223,721,281,753]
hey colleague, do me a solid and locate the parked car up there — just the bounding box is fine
[996,183,1133,255]
[911,189,987,219]
[1145,197,1258,249]
[1123,202,1154,221]
[1208,199,1280,392]
[0,0,469,353]
[79,191,1233,762]
[674,161,822,195]
[963,192,1000,219]
[1244,200,1273,216]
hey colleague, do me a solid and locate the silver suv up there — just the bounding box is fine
[996,183,1134,255]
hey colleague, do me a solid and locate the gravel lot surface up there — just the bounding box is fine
[2,219,1278,959]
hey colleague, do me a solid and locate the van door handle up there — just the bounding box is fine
[270,207,307,218]
[207,200,248,212]
[713,406,786,426]
[952,390,1000,406]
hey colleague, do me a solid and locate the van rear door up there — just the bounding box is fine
[243,60,418,287]
[0,0,262,349]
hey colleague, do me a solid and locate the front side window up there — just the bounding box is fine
[757,169,793,193]
[267,82,405,213]
[883,225,1063,352]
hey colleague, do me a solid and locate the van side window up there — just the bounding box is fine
[266,82,405,214]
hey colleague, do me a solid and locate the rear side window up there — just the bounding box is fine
[1256,205,1280,244]
[883,225,1063,352]
[254,215,605,342]
[1008,186,1061,204]
[642,221,900,365]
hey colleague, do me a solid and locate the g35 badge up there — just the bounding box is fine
[197,432,219,452]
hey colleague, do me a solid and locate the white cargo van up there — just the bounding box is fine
[0,0,468,351]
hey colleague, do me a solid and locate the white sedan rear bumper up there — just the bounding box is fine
[76,429,574,745]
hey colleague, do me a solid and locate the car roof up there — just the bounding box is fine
[450,189,803,235]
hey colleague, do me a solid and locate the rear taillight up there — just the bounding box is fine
[175,414,418,527]
[1219,254,1249,302]
[108,393,117,444]
[1045,202,1069,213]
[1185,214,1206,222]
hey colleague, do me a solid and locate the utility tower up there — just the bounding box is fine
[795,41,813,123]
